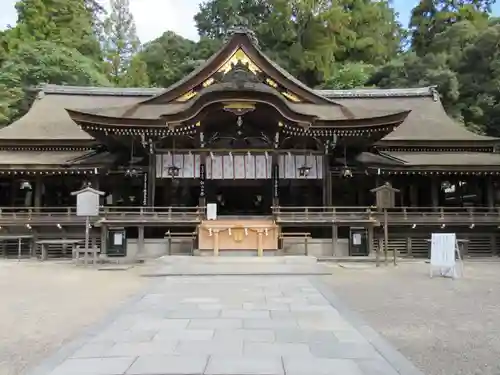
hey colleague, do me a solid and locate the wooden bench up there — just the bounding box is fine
[279,232,312,256]
[164,231,197,256]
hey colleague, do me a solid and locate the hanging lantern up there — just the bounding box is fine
[341,166,353,178]
[20,181,32,190]
[298,165,312,177]
[167,165,180,178]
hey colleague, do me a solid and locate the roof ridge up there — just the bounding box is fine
[41,84,162,97]
[40,84,438,99]
[317,87,435,98]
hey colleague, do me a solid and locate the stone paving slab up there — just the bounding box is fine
[141,256,333,276]
[30,274,424,375]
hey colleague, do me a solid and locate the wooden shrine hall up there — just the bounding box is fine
[1,27,500,259]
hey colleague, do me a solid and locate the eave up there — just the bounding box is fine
[370,166,500,175]
[376,139,500,148]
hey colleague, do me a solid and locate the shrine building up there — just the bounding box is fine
[1,28,500,259]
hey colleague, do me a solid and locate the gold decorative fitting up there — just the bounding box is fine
[203,78,215,87]
[266,78,278,88]
[218,49,261,75]
[282,91,301,102]
[223,102,256,116]
[176,90,197,102]
[195,121,201,127]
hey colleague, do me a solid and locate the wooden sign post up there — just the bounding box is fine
[71,186,105,266]
[371,182,400,266]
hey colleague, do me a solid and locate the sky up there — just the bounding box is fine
[1,0,499,43]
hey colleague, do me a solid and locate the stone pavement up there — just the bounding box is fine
[28,260,424,375]
[140,256,334,276]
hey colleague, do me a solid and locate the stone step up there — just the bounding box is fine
[159,255,319,265]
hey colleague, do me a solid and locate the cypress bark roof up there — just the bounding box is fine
[383,152,500,166]
[1,84,492,144]
[0,150,90,169]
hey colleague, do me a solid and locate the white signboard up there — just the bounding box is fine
[430,233,458,278]
[206,203,217,220]
[76,190,100,217]
[114,232,123,246]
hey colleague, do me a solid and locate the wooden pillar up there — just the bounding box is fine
[331,224,338,256]
[34,176,43,211]
[10,177,16,207]
[199,153,207,209]
[431,177,439,210]
[257,231,263,257]
[199,130,207,210]
[324,156,332,206]
[91,175,100,190]
[409,181,418,207]
[322,155,329,205]
[213,230,219,257]
[100,224,107,256]
[367,225,374,256]
[137,226,145,259]
[486,176,495,210]
[147,152,156,206]
[272,154,279,210]
[31,229,38,258]
[272,132,280,210]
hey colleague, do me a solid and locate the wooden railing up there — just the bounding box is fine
[273,206,500,225]
[0,205,499,226]
[0,206,203,226]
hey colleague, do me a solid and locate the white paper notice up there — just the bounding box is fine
[352,233,362,245]
[207,203,217,220]
[114,233,123,246]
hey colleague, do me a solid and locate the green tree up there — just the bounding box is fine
[103,0,141,85]
[195,0,272,40]
[194,0,403,87]
[409,0,492,55]
[457,21,500,135]
[140,32,220,87]
[121,54,150,87]
[370,19,500,136]
[12,0,101,60]
[321,62,375,90]
[0,30,10,66]
[0,41,110,126]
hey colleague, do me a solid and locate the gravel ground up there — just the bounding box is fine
[321,261,500,375]
[0,260,146,375]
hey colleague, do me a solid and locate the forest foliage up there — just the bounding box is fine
[0,0,499,135]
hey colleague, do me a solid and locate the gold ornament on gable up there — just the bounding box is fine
[203,78,215,87]
[266,78,278,88]
[282,91,301,102]
[176,90,197,102]
[218,49,261,75]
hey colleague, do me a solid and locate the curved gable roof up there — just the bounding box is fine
[141,29,337,106]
